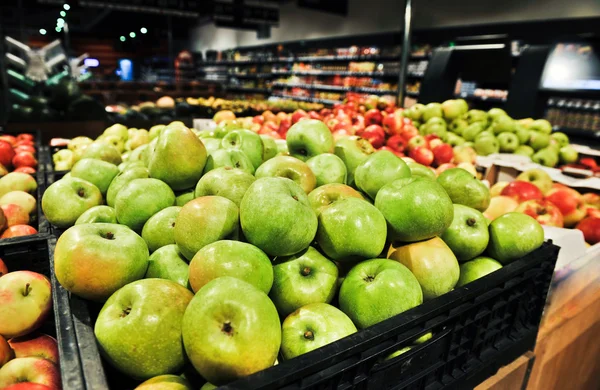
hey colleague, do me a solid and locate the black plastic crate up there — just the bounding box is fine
[64,238,558,390]
[1,235,84,389]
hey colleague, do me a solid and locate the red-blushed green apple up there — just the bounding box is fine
[354,151,411,200]
[145,245,189,288]
[0,335,13,367]
[474,135,499,156]
[0,357,60,389]
[135,374,192,390]
[74,205,117,225]
[375,177,454,243]
[483,196,519,221]
[79,142,122,165]
[0,272,51,339]
[286,119,334,161]
[194,167,255,206]
[1,226,37,238]
[1,204,29,227]
[255,155,316,194]
[240,177,317,256]
[2,383,53,390]
[141,206,181,252]
[149,125,207,190]
[182,277,281,385]
[306,153,347,187]
[441,99,467,121]
[269,246,338,317]
[334,136,375,186]
[115,178,175,232]
[457,257,503,287]
[281,303,356,359]
[437,168,490,212]
[515,199,564,227]
[316,197,387,262]
[7,334,57,364]
[106,166,149,207]
[221,129,264,169]
[583,193,600,209]
[0,173,37,197]
[559,145,578,164]
[95,279,193,380]
[70,158,119,195]
[487,212,544,264]
[0,192,36,215]
[441,204,489,261]
[500,181,543,203]
[203,149,255,175]
[389,237,459,300]
[339,259,422,329]
[307,184,363,215]
[189,240,272,294]
[54,223,149,301]
[42,177,102,228]
[406,162,436,180]
[175,190,195,207]
[174,196,239,260]
[497,132,520,153]
[490,181,509,197]
[545,187,587,227]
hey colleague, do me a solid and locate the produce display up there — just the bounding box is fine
[39,116,547,388]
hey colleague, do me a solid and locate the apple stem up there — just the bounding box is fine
[304,330,314,340]
[23,283,31,297]
[538,208,547,215]
[222,321,234,335]
[292,195,299,201]
[77,189,85,197]
[301,266,311,276]
[120,307,131,317]
[364,275,375,283]
[467,218,477,227]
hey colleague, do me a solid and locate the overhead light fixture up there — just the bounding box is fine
[120,36,126,42]
[64,4,70,10]
[55,27,61,32]
[60,11,66,17]
[39,29,47,35]
[140,27,147,34]
[57,18,65,26]
[129,32,136,38]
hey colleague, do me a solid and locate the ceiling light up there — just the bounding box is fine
[129,32,136,38]
[140,27,147,34]
[64,4,70,10]
[39,29,47,35]
[60,11,66,17]
[55,27,61,32]
[120,36,126,42]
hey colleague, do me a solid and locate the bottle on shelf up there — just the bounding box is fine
[592,101,600,132]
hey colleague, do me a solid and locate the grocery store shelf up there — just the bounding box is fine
[271,94,342,105]
[272,70,399,77]
[407,72,425,78]
[229,73,274,79]
[410,53,431,59]
[455,93,507,103]
[225,86,271,94]
[200,54,400,66]
[405,90,420,97]
[272,82,397,95]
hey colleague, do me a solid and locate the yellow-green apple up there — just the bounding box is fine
[195,167,255,206]
[404,103,425,121]
[530,119,552,134]
[532,147,559,167]
[115,178,175,232]
[446,132,465,147]
[487,212,544,264]
[70,158,119,196]
[334,136,375,186]
[384,347,412,360]
[203,149,255,175]
[545,187,587,227]
[75,205,117,225]
[307,184,363,215]
[79,142,122,165]
[54,223,149,301]
[497,132,520,152]
[515,199,564,227]
[354,151,411,200]
[0,192,36,215]
[221,129,264,169]
[7,334,57,364]
[489,181,509,197]
[275,139,288,155]
[316,197,387,262]
[528,132,550,151]
[0,173,37,197]
[281,303,356,359]
[583,193,600,209]
[500,181,543,203]
[145,245,189,288]
[421,102,443,122]
[516,169,553,194]
[128,144,148,163]
[484,196,519,222]
[68,136,93,152]
[149,125,207,191]
[487,108,506,121]
[260,135,278,161]
[389,237,459,300]
[376,177,453,243]
[437,168,490,211]
[457,257,503,287]
[136,374,192,390]
[174,190,194,207]
[200,138,221,155]
[0,335,12,367]
[559,145,578,164]
[441,99,467,120]
[441,204,489,261]
[0,272,51,338]
[174,196,239,260]
[269,246,338,316]
[515,125,531,145]
[339,259,422,329]
[306,153,347,187]
[106,166,149,207]
[95,279,193,379]
[462,122,486,142]
[489,115,516,135]
[255,156,316,194]
[0,357,60,389]
[127,129,150,151]
[103,123,129,141]
[141,206,181,252]
[240,177,317,256]
[474,135,500,156]
[1,204,29,227]
[52,149,74,171]
[213,110,236,124]
[189,240,272,294]
[98,135,125,154]
[449,117,469,136]
[550,131,569,147]
[406,162,436,180]
[182,277,281,385]
[42,177,103,228]
[1,225,37,238]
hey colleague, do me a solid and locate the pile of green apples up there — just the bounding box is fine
[403,100,578,167]
[41,119,545,389]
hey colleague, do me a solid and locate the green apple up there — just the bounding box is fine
[551,132,569,147]
[516,169,553,194]
[95,279,193,379]
[515,126,531,144]
[286,119,334,161]
[275,139,288,155]
[307,183,363,215]
[221,129,264,169]
[316,197,387,262]
[475,130,494,141]
[174,196,239,260]
[389,237,459,300]
[115,178,175,232]
[404,103,424,121]
[489,115,515,134]
[175,190,195,206]
[68,136,94,152]
[487,108,507,121]
[528,131,550,151]
[421,121,447,141]
[437,168,490,211]
[487,212,544,264]
[200,383,217,390]
[497,132,520,153]
[75,205,117,225]
[202,138,222,155]
[421,102,443,122]
[406,162,436,180]
[148,124,166,140]
[136,374,192,390]
[53,149,75,171]
[281,303,356,360]
[339,259,422,329]
[79,142,122,165]
[514,145,535,157]
[260,135,278,161]
[448,117,469,136]
[306,153,347,187]
[255,155,316,194]
[145,244,190,288]
[141,206,181,252]
[559,145,578,164]
[203,148,255,175]
[42,177,103,228]
[446,132,465,146]
[98,134,125,153]
[54,223,149,301]
[118,160,145,172]
[334,136,375,186]
[128,144,148,163]
[474,135,500,156]
[106,166,149,208]
[462,122,486,141]
[189,240,272,294]
[530,119,552,134]
[464,109,488,124]
[269,246,338,317]
[375,177,454,243]
[354,151,411,200]
[441,99,467,121]
[127,129,151,151]
[441,204,489,261]
[241,177,317,256]
[70,158,119,195]
[457,256,503,287]
[384,347,412,360]
[532,147,559,167]
[195,167,255,206]
[182,277,280,385]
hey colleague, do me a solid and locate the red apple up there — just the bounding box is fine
[576,217,600,245]
[1,225,37,238]
[8,334,58,365]
[409,147,434,166]
[382,113,403,135]
[14,140,34,148]
[580,157,598,170]
[429,139,444,149]
[0,334,13,367]
[0,357,60,389]
[407,135,429,151]
[357,125,385,148]
[0,258,7,277]
[3,383,53,390]
[252,115,264,125]
[515,199,564,227]
[17,134,34,143]
[400,126,419,142]
[0,141,15,168]
[582,193,600,209]
[308,111,321,120]
[424,134,440,143]
[483,196,520,220]
[14,145,36,156]
[319,108,331,117]
[13,167,36,174]
[364,109,383,126]
[432,144,454,166]
[12,153,37,169]
[386,135,406,154]
[587,207,600,219]
[546,188,587,227]
[436,163,456,175]
[0,204,29,227]
[278,117,292,136]
[291,109,308,124]
[0,136,16,147]
[500,181,544,203]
